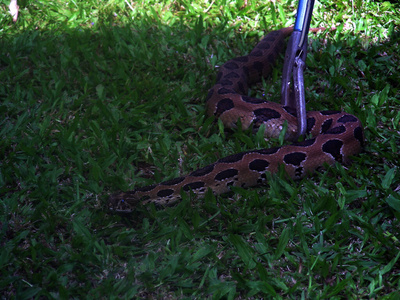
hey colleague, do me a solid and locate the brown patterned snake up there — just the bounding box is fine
[109,27,364,212]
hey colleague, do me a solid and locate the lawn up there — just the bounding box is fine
[1,0,400,298]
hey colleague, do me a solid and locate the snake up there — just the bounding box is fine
[109,27,364,212]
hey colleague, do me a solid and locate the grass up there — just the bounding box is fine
[1,0,400,298]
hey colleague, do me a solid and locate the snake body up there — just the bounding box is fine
[110,27,364,211]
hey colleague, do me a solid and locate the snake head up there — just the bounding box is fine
[109,192,136,213]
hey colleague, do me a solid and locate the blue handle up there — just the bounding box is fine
[294,0,315,32]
